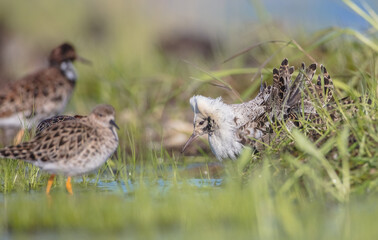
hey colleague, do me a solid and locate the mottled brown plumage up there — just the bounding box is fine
[0,104,119,194]
[251,59,336,149]
[35,114,84,135]
[0,43,88,129]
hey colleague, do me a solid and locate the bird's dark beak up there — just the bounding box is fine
[181,133,200,153]
[73,115,84,119]
[76,55,92,65]
[109,120,120,130]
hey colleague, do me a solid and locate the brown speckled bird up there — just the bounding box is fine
[0,43,90,142]
[0,104,119,195]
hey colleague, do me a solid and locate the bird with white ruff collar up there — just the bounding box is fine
[181,58,335,160]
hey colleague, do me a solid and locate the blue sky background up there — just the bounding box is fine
[151,0,377,34]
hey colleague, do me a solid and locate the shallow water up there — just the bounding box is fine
[77,177,223,194]
[81,162,224,194]
[0,162,225,197]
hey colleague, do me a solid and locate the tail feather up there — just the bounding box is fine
[287,62,311,107]
[286,62,334,115]
[314,65,334,104]
[275,58,294,104]
[0,141,38,161]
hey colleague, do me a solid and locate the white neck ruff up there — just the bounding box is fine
[60,61,77,81]
[190,95,243,160]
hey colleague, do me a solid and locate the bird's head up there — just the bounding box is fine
[181,95,235,154]
[89,104,119,131]
[48,42,91,66]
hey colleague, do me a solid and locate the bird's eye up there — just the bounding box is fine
[199,120,205,125]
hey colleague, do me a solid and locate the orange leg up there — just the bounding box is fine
[46,174,55,195]
[66,176,73,195]
[14,129,25,145]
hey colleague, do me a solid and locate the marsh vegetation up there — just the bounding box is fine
[0,0,377,239]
